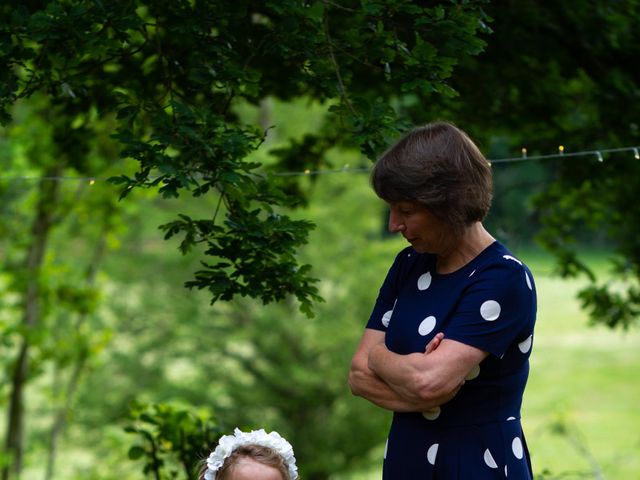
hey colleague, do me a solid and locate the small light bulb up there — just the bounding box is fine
[634,148,640,160]
[304,169,311,175]
[89,179,96,185]
[558,145,565,154]
[521,147,527,158]
[596,151,603,162]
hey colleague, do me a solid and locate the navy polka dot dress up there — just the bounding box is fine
[366,241,536,479]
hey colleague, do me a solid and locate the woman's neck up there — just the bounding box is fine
[436,222,495,274]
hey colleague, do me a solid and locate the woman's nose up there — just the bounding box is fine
[388,211,405,233]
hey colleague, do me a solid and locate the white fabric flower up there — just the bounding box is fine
[204,428,298,480]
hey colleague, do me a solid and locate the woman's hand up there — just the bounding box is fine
[422,332,446,416]
[424,332,444,354]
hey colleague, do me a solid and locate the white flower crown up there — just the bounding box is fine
[204,428,298,480]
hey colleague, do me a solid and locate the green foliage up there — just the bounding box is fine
[65,170,395,480]
[531,153,640,330]
[125,402,222,479]
[5,1,640,479]
[0,89,135,479]
[159,201,321,317]
[207,295,385,479]
[420,0,640,330]
[0,0,490,315]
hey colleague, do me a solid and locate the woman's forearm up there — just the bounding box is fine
[348,360,443,412]
[368,342,463,405]
[349,329,461,411]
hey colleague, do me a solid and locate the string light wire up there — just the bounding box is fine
[274,145,640,174]
[1,145,639,182]
[487,146,639,164]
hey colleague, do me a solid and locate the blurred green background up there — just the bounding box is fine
[4,152,638,479]
[2,2,640,479]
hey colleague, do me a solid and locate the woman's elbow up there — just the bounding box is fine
[348,362,369,397]
[347,372,359,397]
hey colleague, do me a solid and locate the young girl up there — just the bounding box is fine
[200,428,298,480]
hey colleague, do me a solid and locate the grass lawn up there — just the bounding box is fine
[523,251,640,479]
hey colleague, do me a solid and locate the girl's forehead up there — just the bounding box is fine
[229,458,284,480]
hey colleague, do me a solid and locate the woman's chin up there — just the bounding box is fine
[408,241,426,253]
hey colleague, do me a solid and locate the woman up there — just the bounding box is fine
[349,121,536,479]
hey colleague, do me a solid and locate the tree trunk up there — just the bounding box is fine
[3,167,62,480]
[44,204,114,480]
[43,350,88,480]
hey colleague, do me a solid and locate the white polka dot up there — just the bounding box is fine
[505,465,508,477]
[480,300,501,321]
[483,448,498,469]
[427,443,439,465]
[384,438,388,459]
[417,272,432,290]
[507,416,516,421]
[382,310,393,328]
[465,364,480,380]
[503,254,522,265]
[468,269,476,277]
[525,272,532,290]
[518,335,533,354]
[512,436,524,459]
[418,316,436,336]
[422,407,440,420]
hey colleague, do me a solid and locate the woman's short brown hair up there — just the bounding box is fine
[199,444,290,480]
[371,121,493,236]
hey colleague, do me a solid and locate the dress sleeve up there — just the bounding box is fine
[443,262,536,358]
[365,249,411,331]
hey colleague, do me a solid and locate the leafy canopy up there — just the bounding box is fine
[0,0,490,316]
[430,1,640,329]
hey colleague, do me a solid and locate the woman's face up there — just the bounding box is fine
[227,458,284,480]
[387,201,452,254]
